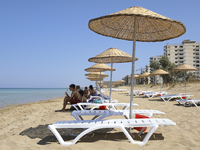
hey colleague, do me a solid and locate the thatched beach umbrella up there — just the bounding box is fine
[149,69,169,92]
[88,47,138,102]
[85,63,116,90]
[172,64,197,94]
[87,77,104,81]
[89,6,186,119]
[85,72,108,78]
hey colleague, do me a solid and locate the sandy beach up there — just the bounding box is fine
[1,82,200,150]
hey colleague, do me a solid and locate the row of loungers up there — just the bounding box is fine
[128,90,199,107]
[48,88,177,146]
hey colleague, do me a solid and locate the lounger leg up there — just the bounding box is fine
[48,125,73,146]
[140,125,158,146]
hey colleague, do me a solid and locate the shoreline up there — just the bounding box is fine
[0,96,65,112]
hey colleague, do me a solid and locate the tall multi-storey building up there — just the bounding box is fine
[164,40,200,78]
[149,55,164,84]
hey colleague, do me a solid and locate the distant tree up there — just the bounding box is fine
[150,60,159,70]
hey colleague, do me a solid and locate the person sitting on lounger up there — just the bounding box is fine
[84,86,89,98]
[76,85,81,92]
[79,89,87,102]
[87,85,97,98]
[61,84,81,112]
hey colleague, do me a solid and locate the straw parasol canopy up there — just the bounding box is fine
[87,77,104,81]
[85,63,116,72]
[88,47,138,63]
[151,69,170,75]
[88,47,138,102]
[85,72,108,77]
[129,74,140,79]
[172,64,198,94]
[88,6,186,119]
[89,6,186,42]
[172,64,198,72]
[85,63,116,90]
[149,69,169,92]
[139,72,150,78]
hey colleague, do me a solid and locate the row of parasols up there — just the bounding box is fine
[84,6,187,118]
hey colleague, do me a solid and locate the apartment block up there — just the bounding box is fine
[164,40,200,77]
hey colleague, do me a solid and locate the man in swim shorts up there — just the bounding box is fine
[61,84,81,112]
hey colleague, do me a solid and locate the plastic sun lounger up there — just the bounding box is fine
[176,99,200,107]
[127,90,152,96]
[87,96,118,103]
[144,92,168,98]
[48,118,176,146]
[72,103,139,111]
[159,94,193,102]
[71,110,165,121]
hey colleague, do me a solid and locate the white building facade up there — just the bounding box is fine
[164,40,200,78]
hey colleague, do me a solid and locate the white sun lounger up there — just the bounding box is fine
[144,91,168,98]
[159,94,193,102]
[127,90,152,96]
[71,110,165,121]
[48,118,176,146]
[72,103,139,111]
[176,99,200,107]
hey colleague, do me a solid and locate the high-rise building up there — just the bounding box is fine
[164,40,200,78]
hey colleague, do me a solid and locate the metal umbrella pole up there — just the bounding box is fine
[160,76,162,92]
[100,69,101,91]
[109,57,113,103]
[129,16,137,119]
[184,71,187,94]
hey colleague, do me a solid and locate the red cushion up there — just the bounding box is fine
[99,106,107,110]
[134,114,149,132]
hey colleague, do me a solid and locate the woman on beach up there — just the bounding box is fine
[61,84,81,112]
[79,89,87,102]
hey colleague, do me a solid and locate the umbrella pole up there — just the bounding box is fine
[184,71,187,94]
[109,57,113,103]
[129,16,137,120]
[160,76,162,92]
[100,69,101,91]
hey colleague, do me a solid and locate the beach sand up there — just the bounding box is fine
[1,82,200,150]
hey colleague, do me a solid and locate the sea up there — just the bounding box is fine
[0,88,71,109]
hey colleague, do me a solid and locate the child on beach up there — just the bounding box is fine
[61,84,81,112]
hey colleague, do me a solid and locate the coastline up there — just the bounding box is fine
[0,83,200,150]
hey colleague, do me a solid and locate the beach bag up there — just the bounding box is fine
[134,114,149,132]
[94,97,105,104]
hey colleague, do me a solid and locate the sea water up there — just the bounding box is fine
[0,88,71,109]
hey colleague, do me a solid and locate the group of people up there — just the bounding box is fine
[61,84,97,112]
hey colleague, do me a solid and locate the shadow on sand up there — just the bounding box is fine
[19,124,164,145]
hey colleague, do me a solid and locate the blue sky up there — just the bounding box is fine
[0,0,200,88]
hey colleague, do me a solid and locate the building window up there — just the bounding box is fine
[180,46,183,48]
[197,45,199,47]
[175,46,177,48]
[196,49,199,51]
[168,54,170,56]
